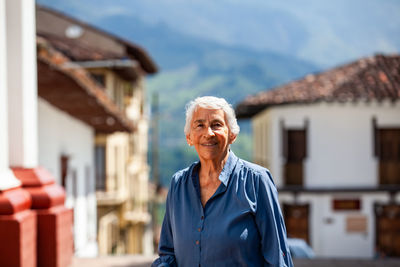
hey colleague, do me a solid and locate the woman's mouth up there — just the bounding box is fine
[202,142,217,147]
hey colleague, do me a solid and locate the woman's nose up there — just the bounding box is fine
[205,126,215,136]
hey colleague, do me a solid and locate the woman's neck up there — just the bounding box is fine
[199,150,229,181]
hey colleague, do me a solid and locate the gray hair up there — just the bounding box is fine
[184,96,240,136]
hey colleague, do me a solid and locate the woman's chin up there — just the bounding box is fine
[197,151,219,161]
[197,148,229,162]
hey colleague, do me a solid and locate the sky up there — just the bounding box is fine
[37,0,400,67]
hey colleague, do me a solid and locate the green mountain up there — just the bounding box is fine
[37,0,400,67]
[36,0,400,185]
[35,2,323,185]
[95,15,318,185]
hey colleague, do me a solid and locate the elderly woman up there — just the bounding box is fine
[152,96,293,267]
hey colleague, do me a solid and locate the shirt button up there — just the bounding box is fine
[201,216,204,220]
[197,228,201,232]
[196,240,199,245]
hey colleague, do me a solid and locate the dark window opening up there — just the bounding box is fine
[91,73,105,87]
[95,145,106,191]
[376,128,400,185]
[283,127,307,186]
[60,155,69,188]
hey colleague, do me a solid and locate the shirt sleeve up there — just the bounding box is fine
[254,170,294,267]
[151,178,178,267]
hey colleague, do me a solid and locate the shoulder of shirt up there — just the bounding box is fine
[236,157,276,186]
[237,157,270,175]
[170,161,198,185]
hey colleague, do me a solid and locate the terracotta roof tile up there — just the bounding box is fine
[236,54,400,118]
[37,33,123,62]
[36,5,158,74]
[37,37,134,133]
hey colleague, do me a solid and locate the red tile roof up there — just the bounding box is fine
[37,37,135,133]
[37,33,122,61]
[236,54,400,118]
[36,5,158,74]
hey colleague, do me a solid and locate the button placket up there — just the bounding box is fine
[198,210,204,265]
[198,214,204,245]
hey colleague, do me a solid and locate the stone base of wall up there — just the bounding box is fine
[37,206,73,267]
[13,167,73,267]
[0,188,37,267]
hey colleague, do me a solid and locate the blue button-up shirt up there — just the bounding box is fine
[152,151,293,267]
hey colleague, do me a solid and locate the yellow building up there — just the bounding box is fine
[95,73,153,254]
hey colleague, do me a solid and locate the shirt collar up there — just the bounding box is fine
[191,150,239,187]
[218,150,238,186]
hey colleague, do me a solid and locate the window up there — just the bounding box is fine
[282,120,308,186]
[91,73,105,87]
[95,145,106,190]
[60,155,69,188]
[376,128,400,185]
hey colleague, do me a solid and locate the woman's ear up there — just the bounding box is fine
[229,133,237,145]
[186,134,192,146]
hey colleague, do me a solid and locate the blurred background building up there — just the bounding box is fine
[1,0,74,266]
[36,5,158,256]
[236,54,400,258]
[1,1,157,265]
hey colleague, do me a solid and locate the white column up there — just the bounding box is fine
[6,0,38,168]
[0,0,21,190]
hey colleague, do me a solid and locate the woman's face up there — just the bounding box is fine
[186,107,236,162]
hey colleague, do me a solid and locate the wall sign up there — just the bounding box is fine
[333,199,361,211]
[346,215,368,233]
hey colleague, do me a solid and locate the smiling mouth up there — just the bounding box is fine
[202,142,217,146]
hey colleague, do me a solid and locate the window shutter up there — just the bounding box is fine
[281,120,288,159]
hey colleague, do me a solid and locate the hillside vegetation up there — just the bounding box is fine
[97,16,318,184]
[37,0,400,185]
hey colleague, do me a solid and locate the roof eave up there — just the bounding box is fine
[37,39,135,133]
[37,4,158,75]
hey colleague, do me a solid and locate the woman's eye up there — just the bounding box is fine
[212,123,222,128]
[196,124,204,128]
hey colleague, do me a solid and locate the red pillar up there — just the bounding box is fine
[13,167,73,267]
[0,186,36,267]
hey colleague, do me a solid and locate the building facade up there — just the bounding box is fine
[36,5,158,255]
[236,54,400,258]
[1,0,75,266]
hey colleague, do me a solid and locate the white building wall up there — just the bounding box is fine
[254,100,400,258]
[254,101,400,188]
[280,192,390,258]
[38,97,98,256]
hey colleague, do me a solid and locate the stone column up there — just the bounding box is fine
[0,0,21,190]
[5,0,73,266]
[6,0,38,168]
[0,1,36,266]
